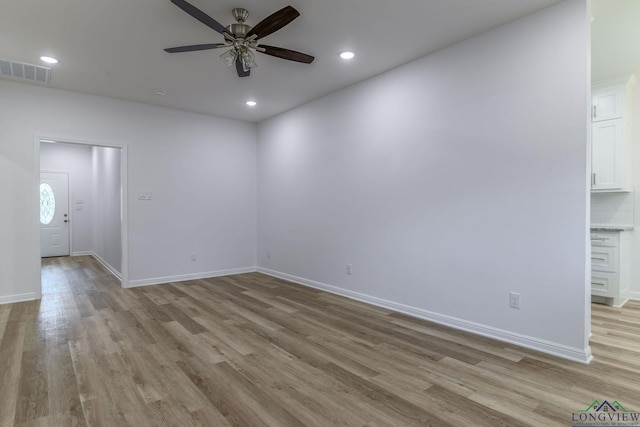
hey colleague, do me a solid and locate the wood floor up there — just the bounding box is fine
[1,257,639,426]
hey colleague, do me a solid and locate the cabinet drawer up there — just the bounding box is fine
[591,246,617,272]
[590,233,618,247]
[591,271,616,297]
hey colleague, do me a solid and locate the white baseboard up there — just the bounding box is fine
[593,293,632,307]
[71,251,93,256]
[0,293,38,305]
[126,266,257,288]
[257,267,593,364]
[89,252,122,282]
[628,291,640,301]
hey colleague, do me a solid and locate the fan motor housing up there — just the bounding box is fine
[227,23,250,38]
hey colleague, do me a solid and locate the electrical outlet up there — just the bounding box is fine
[509,292,521,309]
[191,252,197,261]
[346,264,352,275]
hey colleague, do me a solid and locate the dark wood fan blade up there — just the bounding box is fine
[236,59,250,77]
[257,45,314,64]
[170,0,229,35]
[246,6,300,39]
[164,43,227,53]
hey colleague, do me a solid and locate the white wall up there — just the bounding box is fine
[0,124,41,303]
[258,0,590,361]
[40,142,94,255]
[0,80,257,301]
[92,146,122,274]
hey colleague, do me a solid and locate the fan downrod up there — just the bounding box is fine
[228,8,251,38]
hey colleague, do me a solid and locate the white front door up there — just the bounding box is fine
[40,172,70,257]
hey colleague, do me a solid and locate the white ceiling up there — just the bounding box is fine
[1,0,582,122]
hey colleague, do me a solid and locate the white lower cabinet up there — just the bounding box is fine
[590,231,629,307]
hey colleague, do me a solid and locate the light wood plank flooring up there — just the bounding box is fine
[1,255,639,426]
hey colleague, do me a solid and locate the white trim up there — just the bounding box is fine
[0,293,38,305]
[628,291,640,301]
[33,138,42,300]
[71,251,93,256]
[592,74,638,90]
[257,267,594,364]
[90,252,122,282]
[120,145,129,288]
[126,267,258,288]
[592,294,632,308]
[612,298,630,308]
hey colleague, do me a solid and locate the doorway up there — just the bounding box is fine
[37,138,128,289]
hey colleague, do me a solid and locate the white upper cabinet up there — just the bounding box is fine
[591,75,636,193]
[592,119,623,190]
[592,87,624,122]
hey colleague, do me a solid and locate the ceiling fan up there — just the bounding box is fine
[164,0,315,77]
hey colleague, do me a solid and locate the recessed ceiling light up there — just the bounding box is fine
[154,89,167,96]
[339,51,355,60]
[40,56,58,64]
[246,100,257,107]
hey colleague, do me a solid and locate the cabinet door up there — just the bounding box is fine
[592,87,623,121]
[592,119,624,191]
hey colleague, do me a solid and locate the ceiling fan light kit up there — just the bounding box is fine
[165,0,314,78]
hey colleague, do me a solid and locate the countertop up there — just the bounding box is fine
[590,224,634,232]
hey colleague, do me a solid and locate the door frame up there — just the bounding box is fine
[40,170,71,257]
[34,136,129,294]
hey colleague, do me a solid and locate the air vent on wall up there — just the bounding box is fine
[0,58,51,83]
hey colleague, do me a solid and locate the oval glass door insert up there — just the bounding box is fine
[40,183,55,225]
